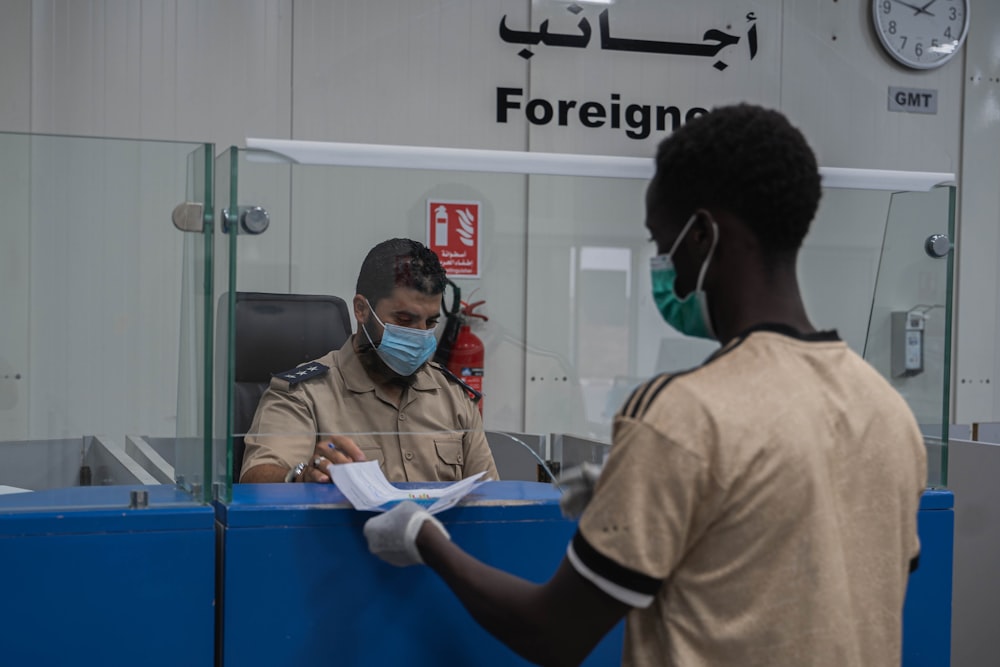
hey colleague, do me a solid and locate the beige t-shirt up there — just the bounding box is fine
[569,325,926,667]
[241,341,498,482]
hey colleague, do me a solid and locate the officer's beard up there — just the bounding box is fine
[355,325,419,387]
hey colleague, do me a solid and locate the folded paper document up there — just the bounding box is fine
[327,460,486,514]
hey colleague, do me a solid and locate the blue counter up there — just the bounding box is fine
[0,483,951,666]
[0,485,215,667]
[903,488,955,667]
[216,481,625,666]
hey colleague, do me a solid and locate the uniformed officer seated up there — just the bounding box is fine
[240,238,498,484]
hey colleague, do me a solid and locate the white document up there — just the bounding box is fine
[0,485,31,495]
[327,460,486,514]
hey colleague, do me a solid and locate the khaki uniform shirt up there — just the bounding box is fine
[241,341,498,482]
[568,325,926,667]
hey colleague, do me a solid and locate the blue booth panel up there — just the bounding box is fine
[903,488,954,667]
[218,483,953,667]
[0,486,216,667]
[217,481,625,666]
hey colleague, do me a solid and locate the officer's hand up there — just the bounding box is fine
[557,462,603,520]
[299,435,367,483]
[363,500,451,567]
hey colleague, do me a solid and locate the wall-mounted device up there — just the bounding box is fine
[891,310,925,378]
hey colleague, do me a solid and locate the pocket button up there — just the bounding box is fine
[404,451,414,461]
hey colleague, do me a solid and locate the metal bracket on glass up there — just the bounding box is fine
[171,202,205,233]
[925,233,951,258]
[222,205,270,235]
[129,489,149,509]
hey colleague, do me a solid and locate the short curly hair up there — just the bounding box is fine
[651,103,821,260]
[356,238,448,305]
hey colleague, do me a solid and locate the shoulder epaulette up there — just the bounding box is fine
[431,362,483,402]
[272,362,329,386]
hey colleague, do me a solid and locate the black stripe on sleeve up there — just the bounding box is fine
[629,375,673,418]
[572,531,662,598]
[635,336,752,418]
[623,376,660,418]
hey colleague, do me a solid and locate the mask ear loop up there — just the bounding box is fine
[360,297,381,350]
[666,213,699,259]
[694,220,719,293]
[694,219,720,340]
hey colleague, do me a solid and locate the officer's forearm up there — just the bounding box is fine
[239,463,290,483]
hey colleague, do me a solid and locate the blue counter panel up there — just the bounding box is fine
[903,488,954,667]
[219,483,954,667]
[0,486,215,667]
[219,481,624,666]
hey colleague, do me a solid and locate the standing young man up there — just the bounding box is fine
[363,105,926,666]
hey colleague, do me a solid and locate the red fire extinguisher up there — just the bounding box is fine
[447,299,488,414]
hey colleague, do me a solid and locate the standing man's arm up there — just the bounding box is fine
[421,529,628,667]
[365,503,629,667]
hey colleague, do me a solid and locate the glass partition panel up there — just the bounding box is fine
[0,133,214,509]
[863,186,955,487]
[212,147,237,502]
[220,142,954,498]
[523,180,909,443]
[218,148,530,500]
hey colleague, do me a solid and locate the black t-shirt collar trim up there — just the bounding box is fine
[736,322,841,342]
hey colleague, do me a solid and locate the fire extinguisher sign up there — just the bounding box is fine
[426,200,481,278]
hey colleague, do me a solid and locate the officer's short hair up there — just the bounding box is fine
[356,238,448,306]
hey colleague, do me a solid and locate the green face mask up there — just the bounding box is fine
[649,213,719,340]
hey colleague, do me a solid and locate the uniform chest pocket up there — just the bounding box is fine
[433,438,465,482]
[359,446,386,474]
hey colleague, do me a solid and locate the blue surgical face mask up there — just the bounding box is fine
[361,298,438,376]
[650,213,719,340]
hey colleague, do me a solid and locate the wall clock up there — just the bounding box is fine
[872,0,970,69]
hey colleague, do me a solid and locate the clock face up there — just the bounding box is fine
[872,0,969,69]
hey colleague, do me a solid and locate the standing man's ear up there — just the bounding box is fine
[687,209,713,243]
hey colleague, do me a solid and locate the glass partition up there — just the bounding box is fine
[217,142,954,500]
[863,186,955,486]
[0,133,215,509]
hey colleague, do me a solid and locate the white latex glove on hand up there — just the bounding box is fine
[363,500,451,567]
[557,462,603,520]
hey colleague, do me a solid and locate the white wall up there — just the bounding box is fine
[0,1,32,132]
[0,135,31,439]
[29,0,292,147]
[1,0,996,440]
[954,0,1000,424]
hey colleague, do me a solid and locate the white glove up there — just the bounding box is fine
[557,462,603,520]
[363,500,451,567]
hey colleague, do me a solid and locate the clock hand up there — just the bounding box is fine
[914,0,937,16]
[889,0,935,16]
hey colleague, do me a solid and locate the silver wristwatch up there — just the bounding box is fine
[284,461,307,483]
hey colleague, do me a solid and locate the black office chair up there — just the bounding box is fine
[231,292,353,480]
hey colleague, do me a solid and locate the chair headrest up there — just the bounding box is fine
[233,292,353,382]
